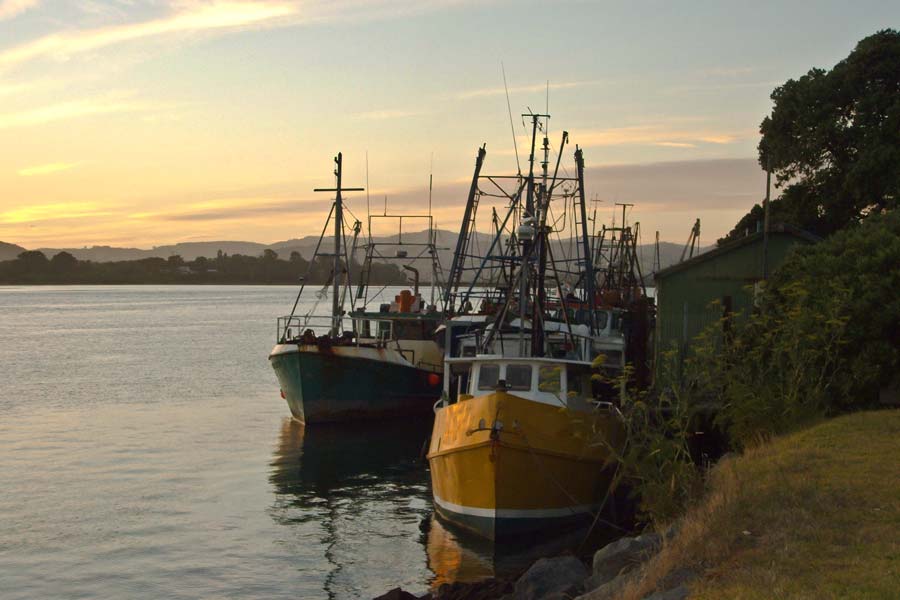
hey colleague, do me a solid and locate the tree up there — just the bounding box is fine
[167,254,184,267]
[50,251,77,267]
[730,30,900,241]
[193,256,209,272]
[764,209,900,409]
[16,250,48,268]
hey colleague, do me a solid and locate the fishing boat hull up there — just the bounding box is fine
[427,391,622,541]
[269,343,443,424]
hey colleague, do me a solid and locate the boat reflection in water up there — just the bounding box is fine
[269,417,434,598]
[424,512,623,590]
[268,417,621,596]
[269,416,431,500]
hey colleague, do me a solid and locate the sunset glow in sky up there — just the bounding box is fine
[1,0,898,249]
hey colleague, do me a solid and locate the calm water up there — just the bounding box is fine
[0,285,560,599]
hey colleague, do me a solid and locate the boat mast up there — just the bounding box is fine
[314,153,364,337]
[332,155,343,336]
[575,147,595,332]
[445,146,486,313]
[521,115,538,356]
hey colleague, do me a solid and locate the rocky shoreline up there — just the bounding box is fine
[375,526,692,600]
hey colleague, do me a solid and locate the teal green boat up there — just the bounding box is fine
[269,152,446,423]
[270,309,444,423]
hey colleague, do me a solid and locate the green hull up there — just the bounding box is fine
[270,346,442,423]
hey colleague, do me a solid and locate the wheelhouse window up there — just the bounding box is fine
[566,366,592,399]
[393,320,432,340]
[538,365,562,394]
[506,364,532,391]
[357,320,371,338]
[477,364,500,390]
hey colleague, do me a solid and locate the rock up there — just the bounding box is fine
[574,571,636,600]
[591,534,661,583]
[373,588,419,600]
[512,556,588,600]
[581,573,607,593]
[434,579,514,600]
[642,584,690,600]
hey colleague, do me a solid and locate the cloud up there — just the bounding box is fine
[0,81,43,97]
[698,135,739,144]
[582,158,765,212]
[129,196,335,223]
[0,201,111,224]
[665,80,782,94]
[572,125,753,149]
[697,66,759,78]
[18,161,83,176]
[2,158,767,248]
[0,1,298,69]
[655,142,696,149]
[0,94,162,128]
[353,109,424,120]
[457,80,602,100]
[0,0,39,21]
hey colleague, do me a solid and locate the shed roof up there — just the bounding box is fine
[654,223,820,281]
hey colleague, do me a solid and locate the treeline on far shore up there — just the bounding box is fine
[0,249,409,285]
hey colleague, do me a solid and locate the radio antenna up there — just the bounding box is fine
[501,61,521,175]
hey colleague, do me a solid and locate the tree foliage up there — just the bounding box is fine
[697,212,897,445]
[764,209,900,408]
[617,211,899,526]
[724,29,900,242]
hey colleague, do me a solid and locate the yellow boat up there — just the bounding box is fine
[427,355,624,541]
[430,117,632,541]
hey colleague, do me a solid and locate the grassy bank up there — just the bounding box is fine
[624,410,900,599]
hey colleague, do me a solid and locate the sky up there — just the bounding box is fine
[1,0,898,249]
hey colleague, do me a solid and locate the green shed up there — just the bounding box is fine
[653,224,818,367]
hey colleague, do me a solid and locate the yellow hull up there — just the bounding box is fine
[427,391,623,540]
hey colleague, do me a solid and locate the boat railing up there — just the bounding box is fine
[277,315,406,349]
[454,325,610,363]
[416,359,443,374]
[276,315,351,342]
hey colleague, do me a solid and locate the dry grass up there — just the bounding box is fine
[620,410,900,600]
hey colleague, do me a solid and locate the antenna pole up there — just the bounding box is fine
[365,152,371,242]
[428,156,433,218]
[501,62,521,175]
[763,158,772,280]
[331,155,343,336]
[313,153,364,336]
[575,146,595,331]
[654,230,661,273]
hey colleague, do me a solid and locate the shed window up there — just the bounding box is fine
[538,365,562,394]
[506,365,532,391]
[477,364,500,390]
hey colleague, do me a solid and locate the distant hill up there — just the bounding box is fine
[12,230,706,281]
[0,241,26,261]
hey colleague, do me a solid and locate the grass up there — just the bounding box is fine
[621,410,900,600]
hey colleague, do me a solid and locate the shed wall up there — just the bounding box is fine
[655,234,808,364]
